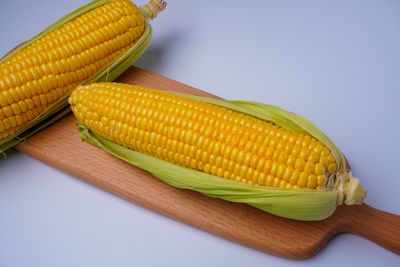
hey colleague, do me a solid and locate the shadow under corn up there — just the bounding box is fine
[0,148,19,162]
[134,30,186,74]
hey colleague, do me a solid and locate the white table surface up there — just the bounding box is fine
[1,0,399,266]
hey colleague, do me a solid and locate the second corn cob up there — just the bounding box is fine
[0,0,166,151]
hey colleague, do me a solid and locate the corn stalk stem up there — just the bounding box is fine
[140,0,167,20]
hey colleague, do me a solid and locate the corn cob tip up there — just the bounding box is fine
[140,0,167,20]
[342,173,367,205]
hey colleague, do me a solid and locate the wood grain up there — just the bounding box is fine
[15,66,400,259]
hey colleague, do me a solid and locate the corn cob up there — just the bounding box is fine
[0,0,166,151]
[69,82,367,221]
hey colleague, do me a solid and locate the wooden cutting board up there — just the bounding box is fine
[15,66,400,259]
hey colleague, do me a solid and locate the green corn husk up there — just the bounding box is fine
[0,0,154,152]
[75,89,366,221]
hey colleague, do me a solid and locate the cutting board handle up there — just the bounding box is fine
[334,204,400,254]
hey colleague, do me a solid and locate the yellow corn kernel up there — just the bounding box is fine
[295,158,306,172]
[258,172,266,186]
[270,162,279,176]
[313,142,323,153]
[297,172,308,187]
[273,177,281,187]
[321,147,331,156]
[292,144,301,157]
[308,151,320,163]
[265,174,274,187]
[285,183,293,189]
[315,163,325,175]
[317,175,326,187]
[307,175,317,189]
[327,152,336,163]
[278,150,289,164]
[286,154,296,168]
[289,169,300,185]
[299,146,310,160]
[264,159,273,174]
[328,163,338,173]
[276,164,286,178]
[282,166,293,182]
[319,156,330,168]
[304,161,315,174]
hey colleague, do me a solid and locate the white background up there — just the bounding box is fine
[1,0,399,266]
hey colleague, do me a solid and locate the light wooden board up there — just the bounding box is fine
[16,66,400,259]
